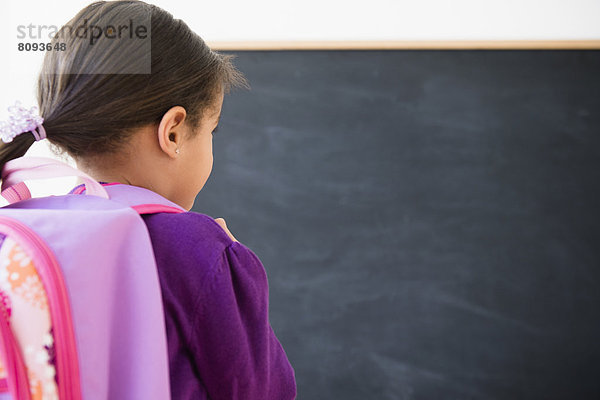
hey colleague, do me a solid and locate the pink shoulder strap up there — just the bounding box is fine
[1,157,108,204]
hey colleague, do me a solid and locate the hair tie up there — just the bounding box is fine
[0,101,46,143]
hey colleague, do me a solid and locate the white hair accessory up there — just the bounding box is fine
[0,101,46,143]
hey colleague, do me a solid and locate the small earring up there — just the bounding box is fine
[175,148,180,154]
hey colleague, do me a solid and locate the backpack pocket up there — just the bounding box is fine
[0,217,82,400]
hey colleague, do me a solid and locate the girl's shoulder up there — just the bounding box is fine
[141,210,258,310]
[141,210,236,266]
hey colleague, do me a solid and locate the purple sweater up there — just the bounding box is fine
[70,184,297,399]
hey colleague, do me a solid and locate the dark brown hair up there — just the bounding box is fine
[0,0,248,171]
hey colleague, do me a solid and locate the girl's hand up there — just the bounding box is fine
[214,218,238,242]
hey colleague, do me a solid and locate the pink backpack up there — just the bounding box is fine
[0,156,185,399]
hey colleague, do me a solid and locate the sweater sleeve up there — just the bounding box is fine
[186,240,297,400]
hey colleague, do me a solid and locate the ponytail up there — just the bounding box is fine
[0,133,36,174]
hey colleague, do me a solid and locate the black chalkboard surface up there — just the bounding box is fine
[192,50,600,400]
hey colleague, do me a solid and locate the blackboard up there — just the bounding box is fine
[193,50,600,399]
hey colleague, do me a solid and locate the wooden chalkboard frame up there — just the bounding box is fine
[208,40,600,50]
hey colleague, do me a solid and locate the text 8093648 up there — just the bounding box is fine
[17,42,67,52]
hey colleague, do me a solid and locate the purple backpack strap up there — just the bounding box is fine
[72,182,187,214]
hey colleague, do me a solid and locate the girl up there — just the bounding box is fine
[0,1,296,399]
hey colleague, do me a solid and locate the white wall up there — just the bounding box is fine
[160,0,600,41]
[0,0,598,199]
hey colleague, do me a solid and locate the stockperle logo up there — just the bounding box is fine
[17,19,149,45]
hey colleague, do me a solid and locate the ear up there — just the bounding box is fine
[157,106,187,158]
